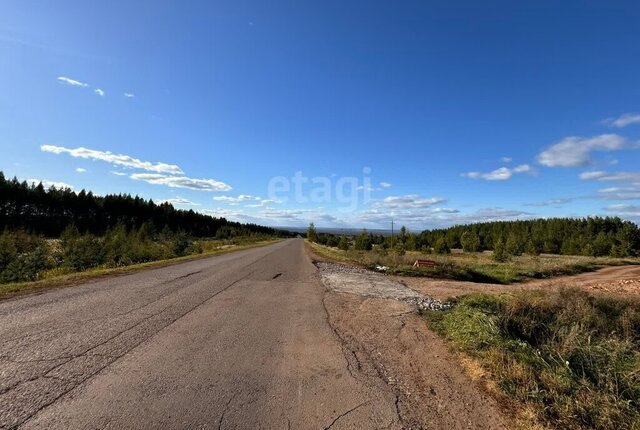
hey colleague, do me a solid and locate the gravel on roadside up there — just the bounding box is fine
[315,261,450,311]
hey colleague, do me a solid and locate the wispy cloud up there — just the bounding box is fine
[27,178,73,189]
[57,76,88,87]
[525,198,574,207]
[245,199,280,208]
[124,93,135,98]
[604,204,640,215]
[75,167,87,173]
[111,171,127,176]
[463,164,533,181]
[500,157,512,163]
[213,195,261,203]
[199,208,256,222]
[579,171,640,182]
[596,186,640,200]
[537,134,629,167]
[603,113,640,128]
[379,181,392,189]
[373,195,446,209]
[41,145,184,174]
[159,197,200,206]
[94,88,105,97]
[130,173,232,192]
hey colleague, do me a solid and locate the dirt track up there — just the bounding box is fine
[399,264,640,300]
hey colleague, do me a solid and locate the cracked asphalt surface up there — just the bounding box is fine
[0,239,399,429]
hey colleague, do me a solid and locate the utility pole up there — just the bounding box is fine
[391,218,394,250]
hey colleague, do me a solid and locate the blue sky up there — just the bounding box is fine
[1,1,640,230]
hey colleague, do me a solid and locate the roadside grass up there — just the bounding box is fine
[307,242,639,284]
[0,238,281,300]
[425,289,640,430]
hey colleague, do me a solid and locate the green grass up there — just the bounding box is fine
[425,289,640,430]
[308,242,639,284]
[0,238,281,299]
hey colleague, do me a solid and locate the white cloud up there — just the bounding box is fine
[94,88,105,97]
[604,204,640,215]
[130,173,232,192]
[604,113,640,128]
[579,171,640,182]
[111,171,127,176]
[430,207,461,214]
[260,209,309,220]
[124,93,135,98]
[213,195,261,203]
[537,134,628,167]
[379,181,392,189]
[500,157,512,163]
[596,185,640,200]
[198,209,260,223]
[75,168,87,173]
[27,178,73,189]
[57,76,88,87]
[41,145,183,174]
[245,199,280,208]
[579,171,606,180]
[373,194,446,209]
[463,164,533,181]
[159,197,200,206]
[525,198,574,207]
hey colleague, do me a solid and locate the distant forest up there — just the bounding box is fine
[0,172,287,238]
[311,217,640,258]
[420,218,640,257]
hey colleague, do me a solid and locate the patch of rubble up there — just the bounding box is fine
[315,261,450,311]
[315,261,372,275]
[403,296,451,312]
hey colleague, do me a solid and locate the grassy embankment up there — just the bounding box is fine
[425,289,640,430]
[307,241,639,284]
[0,237,281,299]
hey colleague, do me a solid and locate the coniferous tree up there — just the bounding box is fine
[493,238,509,262]
[307,223,318,243]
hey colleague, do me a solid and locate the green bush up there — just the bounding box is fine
[427,289,640,430]
[0,230,51,282]
[433,237,450,254]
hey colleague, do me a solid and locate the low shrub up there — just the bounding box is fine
[426,289,640,429]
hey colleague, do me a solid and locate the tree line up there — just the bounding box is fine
[0,172,289,238]
[0,172,294,283]
[308,217,640,258]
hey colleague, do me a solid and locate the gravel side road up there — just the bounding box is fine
[0,239,399,429]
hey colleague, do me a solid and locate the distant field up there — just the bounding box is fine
[308,242,640,284]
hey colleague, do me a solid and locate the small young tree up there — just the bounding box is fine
[355,230,372,251]
[592,231,611,257]
[307,223,318,243]
[393,241,406,256]
[525,239,541,256]
[460,231,480,252]
[433,237,450,254]
[493,238,509,262]
[505,233,523,256]
[405,234,418,251]
[338,236,349,251]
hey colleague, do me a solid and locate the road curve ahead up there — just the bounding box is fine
[0,239,399,429]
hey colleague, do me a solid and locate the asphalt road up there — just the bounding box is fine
[0,239,399,429]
